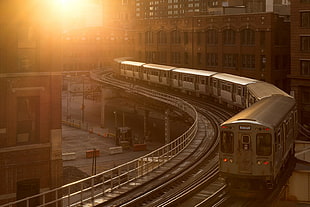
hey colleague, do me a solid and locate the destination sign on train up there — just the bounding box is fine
[239,125,251,130]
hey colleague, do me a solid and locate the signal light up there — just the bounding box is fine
[265,128,271,131]
[263,161,269,165]
[223,158,228,162]
[221,126,228,129]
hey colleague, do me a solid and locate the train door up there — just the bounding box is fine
[178,74,182,87]
[217,80,221,96]
[232,84,236,102]
[139,66,143,80]
[238,133,253,173]
[195,76,199,90]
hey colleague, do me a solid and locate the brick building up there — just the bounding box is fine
[133,13,290,90]
[290,0,310,124]
[62,26,135,70]
[0,1,62,204]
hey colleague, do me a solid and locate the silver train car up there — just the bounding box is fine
[116,59,297,191]
[220,95,297,190]
[118,60,291,110]
[210,73,257,109]
[171,68,217,97]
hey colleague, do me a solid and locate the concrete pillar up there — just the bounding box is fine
[100,88,105,128]
[165,109,170,144]
[144,109,149,143]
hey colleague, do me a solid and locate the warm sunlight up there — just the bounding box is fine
[59,0,85,17]
[52,0,103,30]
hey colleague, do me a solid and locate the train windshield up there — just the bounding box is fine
[256,133,272,156]
[221,131,234,153]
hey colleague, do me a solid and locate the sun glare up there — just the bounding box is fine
[58,0,85,16]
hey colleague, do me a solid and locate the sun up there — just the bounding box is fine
[58,0,85,15]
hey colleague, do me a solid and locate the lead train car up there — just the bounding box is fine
[220,95,297,191]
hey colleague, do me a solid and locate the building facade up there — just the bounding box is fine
[0,1,62,204]
[132,13,290,90]
[290,0,310,125]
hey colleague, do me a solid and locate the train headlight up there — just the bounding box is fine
[223,158,233,163]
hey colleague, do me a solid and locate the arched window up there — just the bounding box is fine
[145,31,153,44]
[158,30,167,44]
[223,29,235,45]
[207,29,217,44]
[171,30,181,44]
[241,29,255,45]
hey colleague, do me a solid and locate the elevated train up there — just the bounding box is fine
[114,58,297,191]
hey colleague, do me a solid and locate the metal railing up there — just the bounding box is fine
[1,70,198,207]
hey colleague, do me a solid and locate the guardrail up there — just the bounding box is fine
[1,70,198,207]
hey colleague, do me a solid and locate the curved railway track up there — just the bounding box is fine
[93,70,235,207]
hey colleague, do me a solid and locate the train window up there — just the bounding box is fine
[242,135,250,151]
[221,131,234,153]
[256,133,272,156]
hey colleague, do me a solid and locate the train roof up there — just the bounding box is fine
[143,64,176,71]
[121,60,145,66]
[247,82,291,100]
[212,73,257,85]
[221,95,296,129]
[114,57,133,63]
[172,68,217,76]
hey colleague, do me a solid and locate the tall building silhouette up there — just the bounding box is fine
[0,1,62,204]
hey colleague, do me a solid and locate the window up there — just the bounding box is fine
[241,54,255,69]
[221,131,234,153]
[257,133,271,156]
[158,30,167,44]
[223,29,235,45]
[301,60,310,76]
[207,29,217,44]
[16,97,40,144]
[171,30,181,44]
[241,29,255,45]
[223,54,238,68]
[301,12,310,28]
[301,36,310,52]
[206,53,218,66]
[145,31,153,44]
